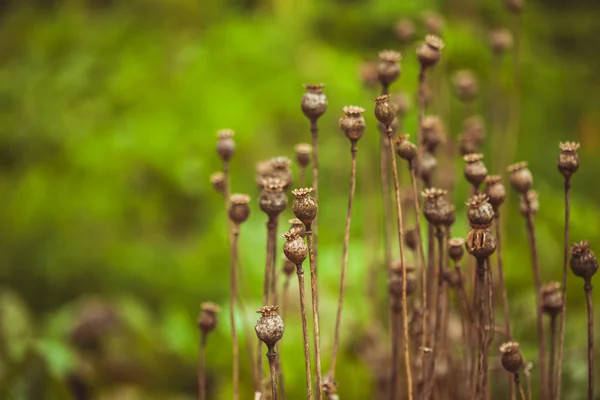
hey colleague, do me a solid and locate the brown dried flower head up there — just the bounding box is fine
[377,50,402,87]
[463,153,488,189]
[422,115,445,152]
[442,204,456,227]
[499,341,524,373]
[395,18,416,42]
[282,231,307,265]
[484,175,506,210]
[210,172,226,194]
[229,194,251,224]
[198,302,221,335]
[373,94,397,128]
[404,228,419,251]
[452,70,478,103]
[508,162,533,194]
[422,188,449,226]
[418,151,438,182]
[466,228,496,261]
[295,143,312,168]
[417,35,444,69]
[259,178,288,218]
[466,193,494,228]
[570,241,599,281]
[395,134,417,163]
[464,116,486,144]
[270,156,293,190]
[448,238,465,263]
[519,190,539,217]
[301,84,328,122]
[389,264,418,298]
[288,218,306,237]
[255,305,284,348]
[216,129,235,161]
[541,282,563,316]
[422,12,444,35]
[339,106,366,143]
[489,28,513,55]
[291,188,318,226]
[557,141,580,179]
[256,160,273,188]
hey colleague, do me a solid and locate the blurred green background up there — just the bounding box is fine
[1,0,600,398]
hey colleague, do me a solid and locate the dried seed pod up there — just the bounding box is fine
[541,282,563,316]
[377,50,402,88]
[464,116,486,145]
[519,190,539,217]
[557,142,580,179]
[288,218,306,237]
[460,134,479,156]
[301,84,328,122]
[391,92,411,117]
[229,194,251,225]
[448,238,465,263]
[282,256,296,277]
[255,305,284,348]
[417,35,444,69]
[389,263,418,297]
[216,129,235,162]
[295,143,312,168]
[418,151,438,183]
[504,0,523,14]
[198,302,221,335]
[282,231,308,265]
[291,188,318,226]
[570,241,599,281]
[269,156,294,191]
[442,268,460,287]
[422,115,445,152]
[484,175,506,210]
[322,378,339,398]
[422,188,449,226]
[463,153,488,189]
[210,172,225,194]
[339,106,366,143]
[508,162,533,194]
[256,160,273,189]
[422,11,444,35]
[404,228,419,252]
[395,18,416,43]
[489,28,513,55]
[441,204,456,228]
[466,194,494,228]
[452,70,478,103]
[259,178,288,218]
[374,94,397,127]
[395,134,417,163]
[466,228,496,260]
[499,341,524,373]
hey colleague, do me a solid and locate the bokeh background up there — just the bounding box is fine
[2,0,600,398]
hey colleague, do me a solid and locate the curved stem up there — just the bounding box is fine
[329,141,358,380]
[386,129,413,400]
[514,373,526,400]
[584,280,594,400]
[267,349,279,400]
[295,264,314,400]
[306,229,323,400]
[199,333,207,400]
[230,225,240,400]
[556,177,570,400]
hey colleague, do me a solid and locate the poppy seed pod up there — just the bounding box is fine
[259,178,288,218]
[466,228,496,261]
[376,50,402,87]
[422,116,445,152]
[216,129,235,162]
[508,162,533,194]
[417,35,444,69]
[395,135,417,163]
[541,282,563,316]
[295,143,312,169]
[489,28,513,55]
[282,231,307,265]
[210,172,226,194]
[443,268,460,287]
[442,204,456,228]
[557,142,580,179]
[256,160,273,189]
[570,241,599,281]
[418,151,438,183]
[452,70,478,103]
[198,302,221,335]
[301,84,328,122]
[484,175,506,210]
[269,156,293,191]
[422,11,444,35]
[374,94,397,128]
[422,188,449,226]
[466,194,495,228]
[448,238,465,263]
[395,18,416,43]
[288,218,306,237]
[391,92,411,117]
[464,116,486,145]
[255,305,284,349]
[282,256,296,277]
[499,341,524,373]
[519,190,539,217]
[389,264,418,297]
[463,153,488,189]
[291,188,318,226]
[404,228,419,251]
[339,106,366,143]
[229,194,251,225]
[460,135,479,156]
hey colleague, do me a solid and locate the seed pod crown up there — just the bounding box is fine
[557,141,580,179]
[255,305,284,348]
[466,193,494,228]
[570,241,599,280]
[301,84,328,121]
[499,341,524,373]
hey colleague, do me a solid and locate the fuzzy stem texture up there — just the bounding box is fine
[556,177,570,400]
[329,141,358,380]
[295,264,313,400]
[306,229,323,400]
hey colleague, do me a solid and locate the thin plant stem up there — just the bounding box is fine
[329,141,359,380]
[306,228,323,400]
[556,177,570,400]
[267,348,279,400]
[584,279,594,400]
[199,333,207,400]
[295,262,313,400]
[514,373,526,400]
[270,218,279,306]
[258,217,277,387]
[391,304,401,400]
[310,120,319,277]
[230,224,240,400]
[525,367,532,400]
[452,262,472,390]
[483,259,495,395]
[549,314,557,400]
[380,134,393,289]
[504,13,522,170]
[524,198,548,400]
[475,258,487,400]
[386,128,413,400]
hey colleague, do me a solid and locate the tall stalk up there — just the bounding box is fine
[305,229,323,400]
[380,134,393,299]
[514,373,526,400]
[549,314,557,400]
[556,176,570,399]
[474,259,487,400]
[310,120,320,275]
[295,260,313,400]
[230,224,240,400]
[267,348,279,400]
[198,333,207,400]
[584,280,594,400]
